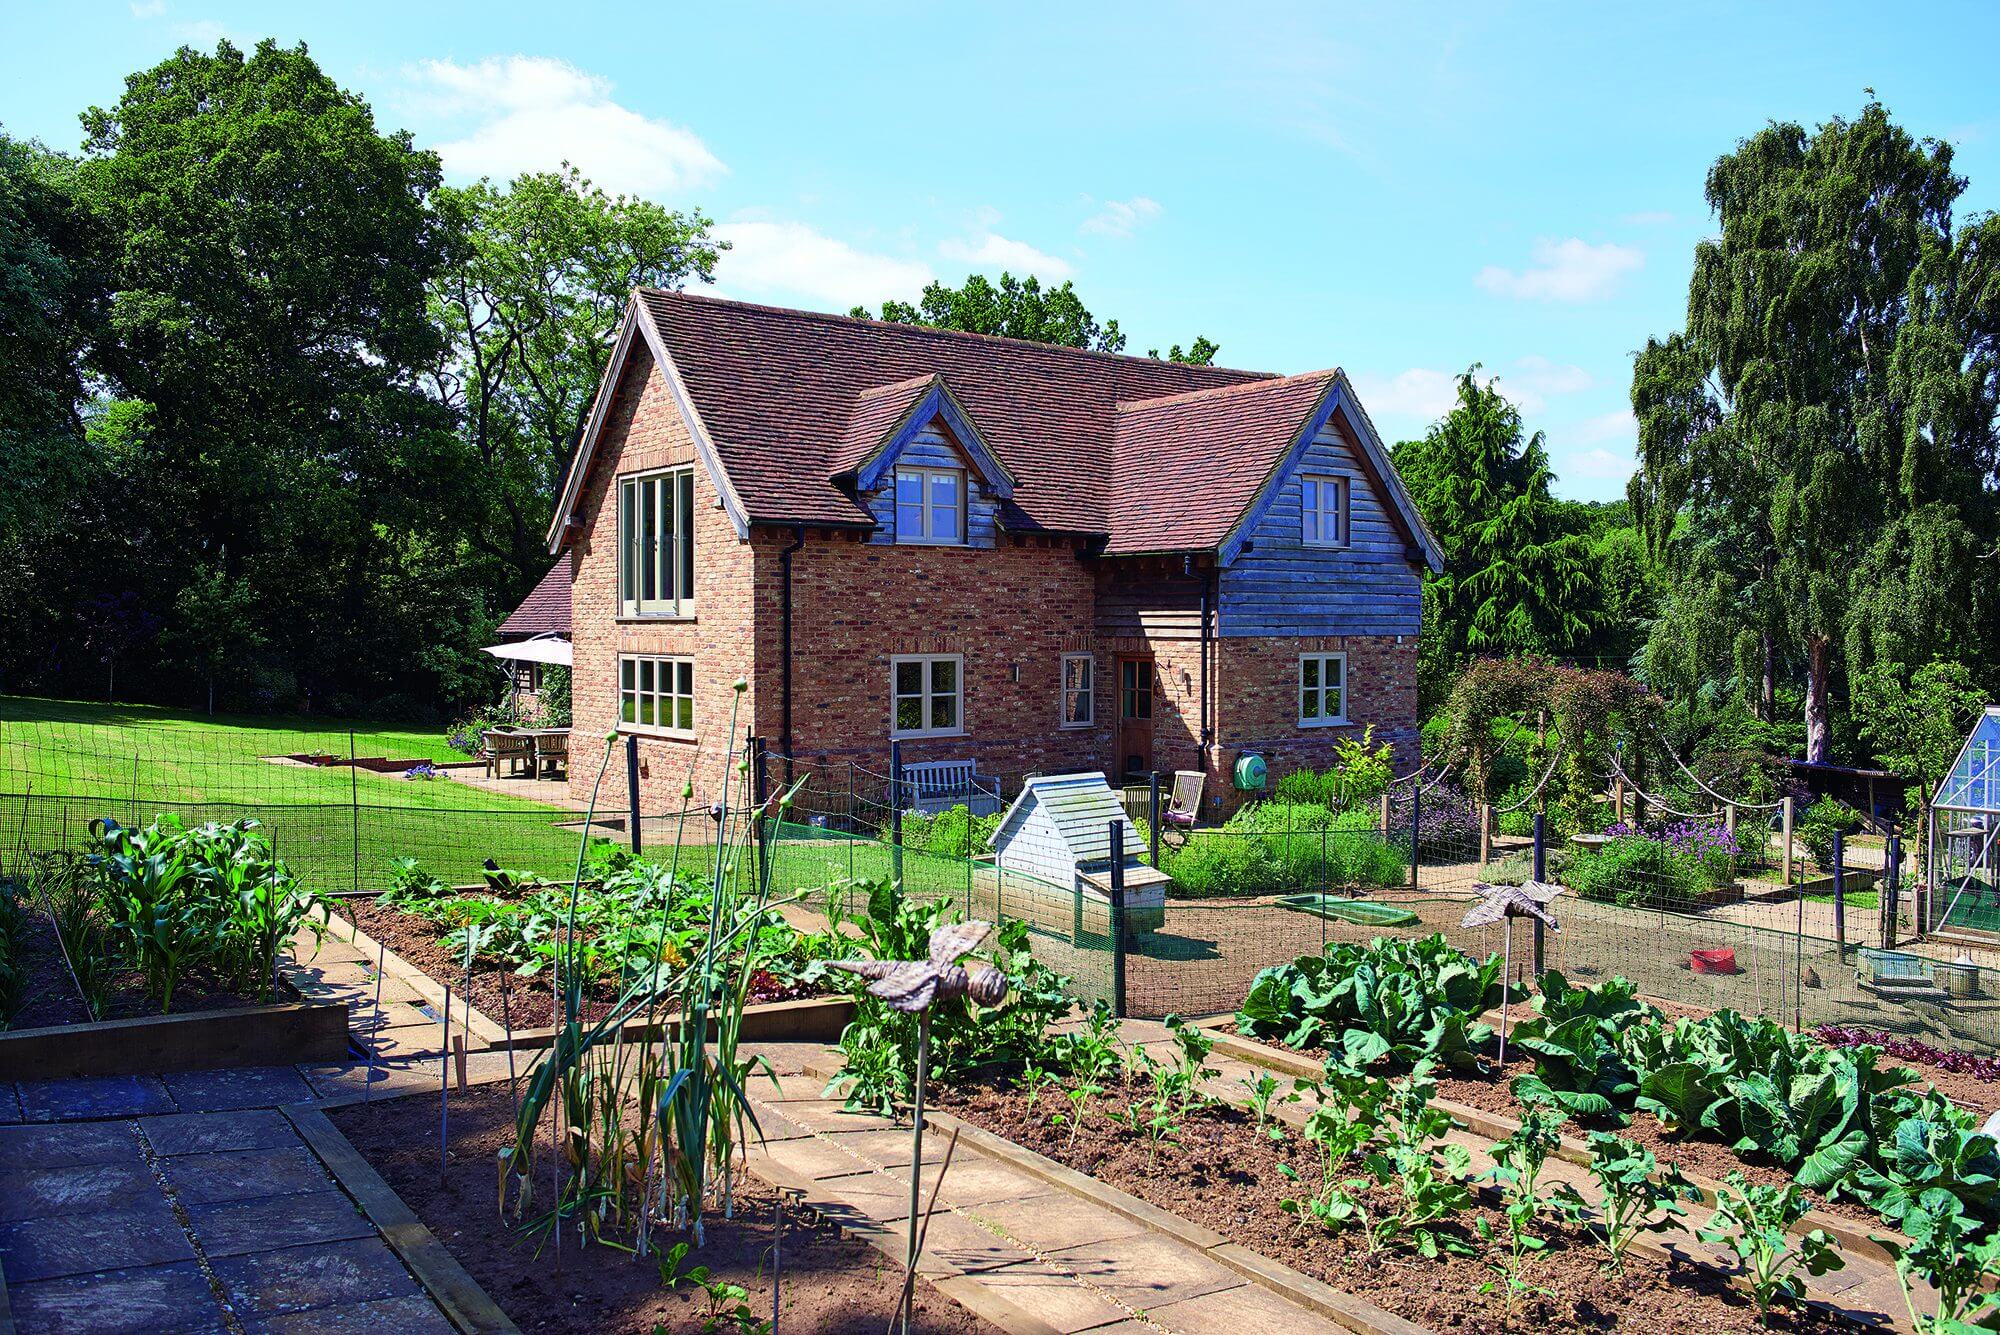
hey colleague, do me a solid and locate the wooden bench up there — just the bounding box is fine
[900,759,1002,816]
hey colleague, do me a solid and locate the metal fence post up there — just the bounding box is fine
[626,733,642,853]
[1109,821,1128,1018]
[1531,811,1547,974]
[1832,828,1847,961]
[1883,828,1901,949]
[1148,770,1162,869]
[1781,796,1795,884]
[890,739,904,887]
[348,730,360,893]
[1408,786,1421,891]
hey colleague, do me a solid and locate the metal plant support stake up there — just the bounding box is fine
[822,921,1008,1335]
[1463,881,1563,1069]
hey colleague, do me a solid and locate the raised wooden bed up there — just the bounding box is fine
[0,995,351,1080]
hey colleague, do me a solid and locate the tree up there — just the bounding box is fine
[1148,335,1221,365]
[852,271,1217,362]
[427,167,721,592]
[1633,100,2000,760]
[1392,369,1595,714]
[162,566,260,715]
[1854,659,1986,824]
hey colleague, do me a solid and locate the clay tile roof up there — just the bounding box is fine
[1105,371,1338,555]
[830,374,939,478]
[635,290,1268,536]
[498,561,570,638]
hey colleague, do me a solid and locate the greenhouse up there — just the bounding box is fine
[1930,705,2000,936]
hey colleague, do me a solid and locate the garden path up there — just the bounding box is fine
[743,1073,1364,1335]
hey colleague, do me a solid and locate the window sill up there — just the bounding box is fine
[1298,717,1352,730]
[893,538,968,548]
[618,724,697,741]
[890,728,968,741]
[1058,721,1095,731]
[1301,540,1350,551]
[616,614,697,625]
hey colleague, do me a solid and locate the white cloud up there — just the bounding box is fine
[1558,446,1634,483]
[1349,368,1462,422]
[1475,237,1644,303]
[170,18,233,45]
[406,56,724,198]
[130,0,167,17]
[1080,195,1163,238]
[712,221,932,310]
[1500,355,1591,413]
[938,232,1074,280]
[1565,409,1638,448]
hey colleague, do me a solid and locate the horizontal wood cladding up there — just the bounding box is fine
[1094,556,1209,641]
[1219,417,1422,638]
[863,422,1001,548]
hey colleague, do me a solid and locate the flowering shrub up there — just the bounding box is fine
[1388,782,1482,859]
[1603,819,1740,888]
[1565,831,1704,908]
[401,762,440,781]
[1813,1025,2000,1083]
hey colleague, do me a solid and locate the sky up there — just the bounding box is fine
[8,2,2000,501]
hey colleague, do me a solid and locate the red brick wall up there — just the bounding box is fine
[566,349,760,815]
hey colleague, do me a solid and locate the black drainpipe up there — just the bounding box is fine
[778,523,807,783]
[1197,559,1217,757]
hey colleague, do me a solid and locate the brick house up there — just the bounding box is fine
[540,290,1443,819]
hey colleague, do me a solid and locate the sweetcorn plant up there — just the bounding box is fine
[1696,1173,1843,1317]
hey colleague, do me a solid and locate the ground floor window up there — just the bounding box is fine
[892,654,961,736]
[1060,653,1093,727]
[1299,652,1347,726]
[620,655,694,733]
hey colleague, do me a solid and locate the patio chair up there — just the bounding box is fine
[1160,769,1205,847]
[535,730,569,779]
[484,729,534,779]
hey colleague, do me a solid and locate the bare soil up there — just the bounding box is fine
[331,1081,995,1334]
[330,897,813,1028]
[938,1073,1854,1334]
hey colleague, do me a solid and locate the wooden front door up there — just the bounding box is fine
[1117,656,1154,778]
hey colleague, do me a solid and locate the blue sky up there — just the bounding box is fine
[8,2,2000,500]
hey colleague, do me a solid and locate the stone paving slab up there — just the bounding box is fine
[185,1189,377,1259]
[16,1074,175,1121]
[0,1159,162,1222]
[7,1258,226,1334]
[1044,1232,1246,1312]
[209,1236,424,1320]
[239,1291,457,1335]
[0,1198,195,1281]
[163,1066,320,1113]
[0,1119,141,1169]
[0,1084,22,1124]
[140,1108,300,1157]
[160,1144,339,1206]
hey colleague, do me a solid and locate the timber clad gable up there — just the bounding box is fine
[534,291,1440,818]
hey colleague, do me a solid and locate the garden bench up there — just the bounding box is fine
[899,759,1002,816]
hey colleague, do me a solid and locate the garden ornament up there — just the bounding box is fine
[1464,880,1563,1069]
[823,921,1006,1335]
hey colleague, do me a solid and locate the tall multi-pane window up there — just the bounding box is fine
[1060,653,1093,727]
[1301,474,1347,547]
[619,467,696,616]
[619,655,694,734]
[891,655,961,736]
[894,466,965,544]
[1298,652,1348,726]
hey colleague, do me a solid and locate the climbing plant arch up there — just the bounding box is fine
[1442,659,1664,816]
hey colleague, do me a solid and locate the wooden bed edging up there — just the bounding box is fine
[284,1106,521,1335]
[1199,1022,1906,1270]
[924,1110,1436,1335]
[505,994,857,1051]
[0,998,351,1081]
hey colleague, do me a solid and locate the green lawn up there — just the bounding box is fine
[0,695,1008,901]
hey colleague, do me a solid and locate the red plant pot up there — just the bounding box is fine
[1691,947,1738,975]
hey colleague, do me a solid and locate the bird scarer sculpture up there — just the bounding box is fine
[823,921,1008,1335]
[1462,880,1562,1068]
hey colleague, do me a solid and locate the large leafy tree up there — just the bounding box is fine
[1854,659,1987,822]
[427,167,721,592]
[1633,100,2000,760]
[852,271,1217,362]
[1392,369,1594,712]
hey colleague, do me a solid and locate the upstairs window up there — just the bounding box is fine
[1301,474,1348,547]
[619,467,695,616]
[895,466,965,544]
[1299,652,1348,727]
[892,654,962,737]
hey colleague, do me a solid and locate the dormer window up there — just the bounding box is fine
[895,466,964,545]
[1301,473,1348,547]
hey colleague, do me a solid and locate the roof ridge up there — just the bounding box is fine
[1115,368,1339,413]
[639,287,1276,381]
[854,372,939,400]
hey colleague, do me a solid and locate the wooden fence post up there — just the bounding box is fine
[1478,804,1493,865]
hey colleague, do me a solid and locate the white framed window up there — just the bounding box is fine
[892,654,962,737]
[619,467,696,616]
[1060,653,1094,727]
[619,655,694,735]
[1301,473,1348,548]
[1299,652,1347,727]
[894,466,965,544]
